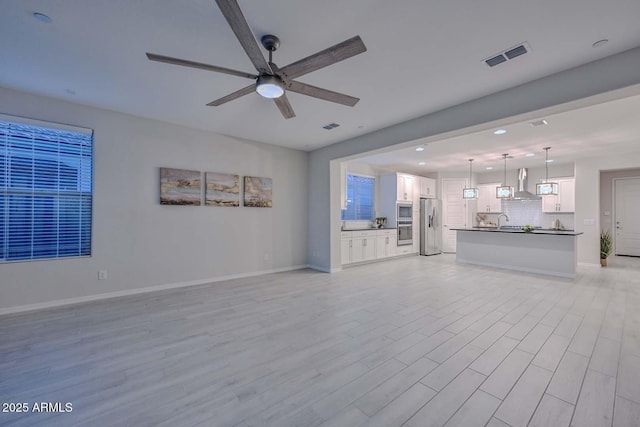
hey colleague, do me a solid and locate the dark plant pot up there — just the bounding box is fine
[600,258,607,267]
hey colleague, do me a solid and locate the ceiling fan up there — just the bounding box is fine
[146,0,367,119]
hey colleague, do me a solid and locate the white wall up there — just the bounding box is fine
[600,168,640,233]
[576,154,640,265]
[309,47,640,272]
[0,87,308,311]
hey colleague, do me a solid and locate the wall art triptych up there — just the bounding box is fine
[159,168,271,208]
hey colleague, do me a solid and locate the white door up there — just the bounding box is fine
[615,178,640,256]
[442,178,467,253]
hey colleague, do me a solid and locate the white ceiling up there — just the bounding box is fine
[1,1,640,151]
[355,93,640,175]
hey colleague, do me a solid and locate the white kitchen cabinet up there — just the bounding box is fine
[476,183,502,213]
[343,229,403,264]
[396,244,413,256]
[419,177,436,198]
[542,178,575,213]
[380,173,416,227]
[352,231,377,262]
[376,230,397,258]
[397,174,414,202]
[340,236,352,265]
[340,163,348,210]
[342,230,377,264]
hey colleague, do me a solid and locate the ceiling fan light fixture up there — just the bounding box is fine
[255,75,284,99]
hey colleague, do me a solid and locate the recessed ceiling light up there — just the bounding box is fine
[415,146,425,152]
[494,129,507,135]
[546,159,554,163]
[486,167,493,170]
[418,161,426,166]
[525,153,535,157]
[33,12,52,23]
[592,39,609,48]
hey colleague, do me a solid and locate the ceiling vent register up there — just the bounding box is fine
[484,42,530,67]
[322,123,340,130]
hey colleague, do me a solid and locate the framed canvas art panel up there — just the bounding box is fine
[160,167,202,205]
[205,172,240,207]
[244,176,272,208]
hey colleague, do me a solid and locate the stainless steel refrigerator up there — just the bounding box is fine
[420,198,442,256]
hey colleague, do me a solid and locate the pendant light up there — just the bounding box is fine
[496,154,514,198]
[536,147,559,195]
[463,159,478,199]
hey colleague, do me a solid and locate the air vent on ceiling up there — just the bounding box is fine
[484,42,531,67]
[486,54,507,67]
[322,123,340,130]
[530,119,548,127]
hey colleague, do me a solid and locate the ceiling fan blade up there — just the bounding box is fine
[207,84,255,106]
[215,0,272,75]
[146,53,257,79]
[273,94,296,119]
[286,80,359,107]
[279,36,367,80]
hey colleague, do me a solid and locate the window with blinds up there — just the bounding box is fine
[0,116,93,262]
[341,174,375,221]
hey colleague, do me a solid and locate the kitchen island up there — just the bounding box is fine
[451,228,584,278]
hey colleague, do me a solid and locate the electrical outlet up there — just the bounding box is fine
[98,270,107,280]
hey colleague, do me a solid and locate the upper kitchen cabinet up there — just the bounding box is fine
[419,177,436,198]
[477,183,502,213]
[397,174,414,201]
[381,173,414,202]
[542,177,575,213]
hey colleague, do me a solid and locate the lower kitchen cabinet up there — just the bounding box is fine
[352,235,376,263]
[341,230,376,264]
[340,238,352,265]
[376,230,397,258]
[341,229,402,265]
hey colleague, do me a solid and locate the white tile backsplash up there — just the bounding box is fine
[503,200,541,227]
[480,200,575,229]
[343,220,374,230]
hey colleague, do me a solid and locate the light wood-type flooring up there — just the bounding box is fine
[1,254,640,426]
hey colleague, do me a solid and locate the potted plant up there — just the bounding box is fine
[600,230,613,267]
[375,217,387,228]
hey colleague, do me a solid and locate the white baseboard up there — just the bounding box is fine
[307,264,341,273]
[0,265,308,316]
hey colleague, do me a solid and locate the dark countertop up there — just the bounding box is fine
[341,228,397,231]
[452,227,583,236]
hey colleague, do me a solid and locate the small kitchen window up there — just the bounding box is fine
[341,174,375,221]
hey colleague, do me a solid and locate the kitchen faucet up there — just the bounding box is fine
[498,213,509,228]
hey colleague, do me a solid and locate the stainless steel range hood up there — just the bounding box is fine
[512,168,541,200]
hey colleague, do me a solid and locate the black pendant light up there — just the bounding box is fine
[463,159,478,199]
[496,154,514,198]
[536,147,559,195]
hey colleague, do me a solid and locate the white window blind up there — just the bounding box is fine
[0,117,93,262]
[341,174,375,221]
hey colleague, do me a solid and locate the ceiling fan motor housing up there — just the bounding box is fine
[261,35,280,52]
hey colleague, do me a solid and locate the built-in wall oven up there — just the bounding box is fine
[397,202,413,246]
